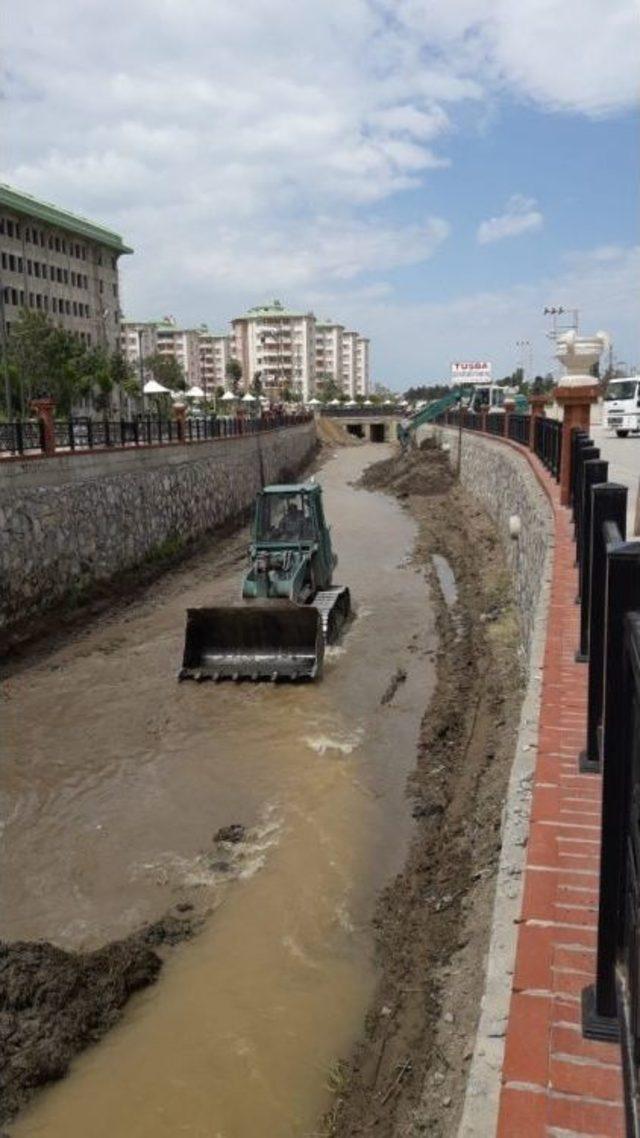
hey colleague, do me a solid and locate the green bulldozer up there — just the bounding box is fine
[180,482,350,682]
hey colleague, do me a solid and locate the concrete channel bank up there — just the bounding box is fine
[429,424,624,1137]
[423,424,554,1136]
[0,420,316,633]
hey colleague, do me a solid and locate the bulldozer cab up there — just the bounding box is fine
[255,487,319,544]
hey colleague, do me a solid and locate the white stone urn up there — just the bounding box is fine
[555,329,609,388]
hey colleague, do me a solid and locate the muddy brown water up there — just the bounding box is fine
[1,445,436,1138]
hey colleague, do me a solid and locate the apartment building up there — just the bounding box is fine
[341,331,359,399]
[232,300,316,402]
[315,320,344,392]
[356,336,370,397]
[0,183,132,352]
[198,327,233,392]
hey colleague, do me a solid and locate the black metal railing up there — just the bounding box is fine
[486,412,504,436]
[319,405,401,417]
[0,412,312,458]
[507,413,530,445]
[533,416,562,480]
[571,420,640,1133]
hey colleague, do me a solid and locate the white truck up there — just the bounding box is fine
[603,377,640,438]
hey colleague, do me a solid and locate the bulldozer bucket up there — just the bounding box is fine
[179,603,324,681]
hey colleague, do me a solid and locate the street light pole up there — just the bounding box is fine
[0,278,12,419]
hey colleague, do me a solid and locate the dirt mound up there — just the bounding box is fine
[359,443,453,497]
[0,913,197,1125]
[316,417,361,447]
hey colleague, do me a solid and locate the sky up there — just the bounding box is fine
[3,0,639,389]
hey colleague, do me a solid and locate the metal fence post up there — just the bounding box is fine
[580,484,628,773]
[576,459,608,661]
[583,537,640,1040]
[575,443,598,576]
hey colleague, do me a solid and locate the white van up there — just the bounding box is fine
[603,377,640,438]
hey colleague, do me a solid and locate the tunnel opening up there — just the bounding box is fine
[346,424,365,439]
[369,422,386,443]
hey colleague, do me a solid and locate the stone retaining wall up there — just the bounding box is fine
[0,423,316,632]
[429,425,554,660]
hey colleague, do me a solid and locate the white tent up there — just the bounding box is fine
[143,379,170,395]
[242,391,256,402]
[221,390,236,402]
[329,398,341,405]
[364,399,373,406]
[307,397,321,406]
[185,385,205,399]
[346,400,357,407]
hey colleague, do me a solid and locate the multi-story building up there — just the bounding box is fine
[341,331,359,399]
[0,183,132,352]
[356,336,370,397]
[198,327,233,393]
[232,300,316,402]
[315,320,344,393]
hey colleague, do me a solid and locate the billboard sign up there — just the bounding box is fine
[451,361,492,382]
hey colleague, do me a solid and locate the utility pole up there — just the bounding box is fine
[456,387,463,480]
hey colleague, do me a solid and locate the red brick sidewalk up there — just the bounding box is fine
[496,444,624,1136]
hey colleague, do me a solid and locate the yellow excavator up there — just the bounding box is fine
[180,481,350,682]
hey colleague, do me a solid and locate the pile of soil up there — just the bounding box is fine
[316,417,362,447]
[323,439,523,1136]
[0,912,197,1126]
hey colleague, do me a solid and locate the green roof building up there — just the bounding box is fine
[0,183,133,352]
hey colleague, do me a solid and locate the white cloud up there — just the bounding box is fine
[1,0,638,382]
[477,195,544,245]
[317,244,640,384]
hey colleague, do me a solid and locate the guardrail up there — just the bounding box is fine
[318,405,402,417]
[0,412,312,459]
[563,427,640,1136]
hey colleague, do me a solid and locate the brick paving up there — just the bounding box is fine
[493,439,624,1137]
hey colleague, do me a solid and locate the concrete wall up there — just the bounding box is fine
[428,425,554,660]
[0,423,316,631]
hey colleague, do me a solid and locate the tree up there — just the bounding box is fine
[319,376,343,402]
[5,310,89,415]
[225,357,243,393]
[251,370,263,397]
[146,352,186,392]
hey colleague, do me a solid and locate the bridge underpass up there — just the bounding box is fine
[319,409,401,443]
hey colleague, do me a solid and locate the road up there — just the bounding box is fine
[590,425,639,536]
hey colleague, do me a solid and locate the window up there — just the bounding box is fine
[87,332,92,345]
[81,247,86,260]
[70,271,75,286]
[34,262,40,278]
[29,292,34,307]
[25,227,30,243]
[0,218,4,234]
[36,294,42,309]
[55,237,60,251]
[0,253,5,269]
[8,254,15,271]
[111,255,117,269]
[65,299,70,314]
[11,288,18,305]
[75,244,81,258]
[72,301,78,316]
[61,239,66,253]
[49,236,53,249]
[2,287,8,303]
[57,267,63,282]
[15,223,20,238]
[44,295,49,312]
[112,283,117,297]
[19,289,24,306]
[99,279,104,293]
[63,269,68,284]
[52,297,57,314]
[42,264,47,279]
